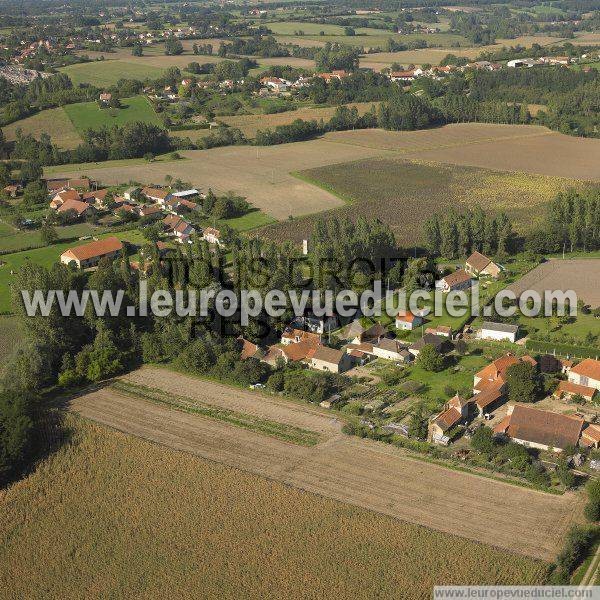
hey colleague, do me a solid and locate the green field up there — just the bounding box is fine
[63,95,162,134]
[0,222,96,253]
[0,228,146,313]
[59,60,164,87]
[211,209,276,232]
[0,415,549,598]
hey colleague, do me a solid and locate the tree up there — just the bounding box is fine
[0,390,34,485]
[471,426,495,454]
[132,43,143,57]
[165,38,184,55]
[22,180,47,208]
[40,222,58,246]
[19,161,42,184]
[417,344,445,372]
[408,408,428,439]
[584,479,600,522]
[505,361,541,403]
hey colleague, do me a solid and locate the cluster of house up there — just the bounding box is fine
[45,178,219,246]
[437,250,501,293]
[429,353,600,452]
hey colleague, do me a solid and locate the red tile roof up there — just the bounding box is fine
[57,198,90,216]
[571,359,600,382]
[61,236,123,262]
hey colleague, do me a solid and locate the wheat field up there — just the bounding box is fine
[0,415,548,599]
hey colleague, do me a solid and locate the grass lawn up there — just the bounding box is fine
[59,60,164,87]
[211,209,276,232]
[0,222,97,253]
[0,228,144,313]
[63,95,161,135]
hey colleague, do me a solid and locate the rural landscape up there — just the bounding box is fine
[3,0,600,597]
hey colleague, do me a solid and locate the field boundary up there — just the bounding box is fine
[110,379,323,446]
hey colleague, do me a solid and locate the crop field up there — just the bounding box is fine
[2,107,82,149]
[64,366,583,563]
[0,415,550,598]
[63,95,161,134]
[260,157,584,246]
[507,259,600,309]
[59,60,164,87]
[48,123,600,229]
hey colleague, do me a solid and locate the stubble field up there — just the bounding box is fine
[0,414,550,599]
[48,123,600,230]
[64,366,583,563]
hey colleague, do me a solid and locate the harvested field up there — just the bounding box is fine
[260,157,584,246]
[0,415,549,599]
[323,125,600,180]
[507,259,600,309]
[67,366,583,562]
[2,107,82,149]
[48,124,600,224]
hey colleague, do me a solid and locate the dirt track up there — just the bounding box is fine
[69,367,583,562]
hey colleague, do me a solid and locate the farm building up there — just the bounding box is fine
[425,325,452,338]
[371,338,412,362]
[60,236,123,269]
[473,353,537,394]
[309,346,351,374]
[581,424,600,449]
[494,404,584,452]
[480,322,519,343]
[554,380,596,402]
[50,188,81,209]
[568,359,600,391]
[57,198,92,218]
[142,187,173,204]
[465,251,501,278]
[437,269,472,293]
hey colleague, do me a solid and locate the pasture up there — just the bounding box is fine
[59,60,164,87]
[0,415,550,598]
[63,95,161,134]
[0,222,96,254]
[2,107,82,149]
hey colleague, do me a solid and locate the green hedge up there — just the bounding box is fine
[525,339,600,359]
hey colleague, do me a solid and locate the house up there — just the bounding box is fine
[465,251,501,278]
[60,236,123,269]
[290,314,338,335]
[408,333,447,357]
[142,187,172,204]
[395,311,424,331]
[480,322,519,343]
[507,58,538,68]
[554,380,596,403]
[437,269,472,292]
[581,424,600,449]
[568,359,600,391]
[473,353,537,394]
[3,184,21,197]
[390,69,422,82]
[99,92,112,105]
[57,198,92,218]
[310,346,351,374]
[238,337,264,361]
[175,199,198,213]
[138,204,163,218]
[281,328,321,346]
[123,187,140,201]
[203,227,221,246]
[259,76,289,93]
[494,404,584,452]
[281,340,319,363]
[471,382,504,416]
[50,188,80,209]
[162,214,194,243]
[429,394,471,444]
[82,188,109,206]
[425,325,452,338]
[371,338,412,362]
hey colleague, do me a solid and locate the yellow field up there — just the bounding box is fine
[0,416,549,599]
[2,107,82,149]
